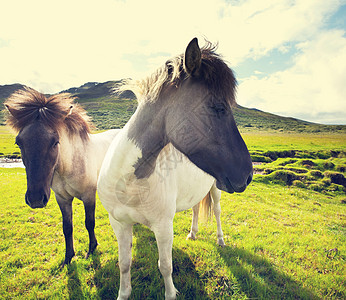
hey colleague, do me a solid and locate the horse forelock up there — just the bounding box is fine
[4,87,92,140]
[126,40,237,107]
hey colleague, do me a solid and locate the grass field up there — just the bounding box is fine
[0,126,20,158]
[242,132,346,152]
[0,130,345,299]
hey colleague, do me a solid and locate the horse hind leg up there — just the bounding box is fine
[83,198,98,258]
[109,216,133,300]
[210,185,225,247]
[186,202,200,241]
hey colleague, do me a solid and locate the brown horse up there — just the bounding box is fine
[5,88,119,265]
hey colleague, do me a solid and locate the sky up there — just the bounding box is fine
[0,0,345,124]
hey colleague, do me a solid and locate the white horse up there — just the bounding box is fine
[5,88,119,265]
[98,38,253,299]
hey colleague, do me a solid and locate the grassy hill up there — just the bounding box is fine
[1,81,345,133]
[0,83,26,101]
[233,106,345,134]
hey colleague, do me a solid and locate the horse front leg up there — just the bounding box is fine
[187,202,200,240]
[56,195,75,265]
[154,220,177,300]
[210,185,225,247]
[83,196,98,258]
[109,215,133,300]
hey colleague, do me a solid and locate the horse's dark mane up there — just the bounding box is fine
[4,87,92,140]
[128,41,237,106]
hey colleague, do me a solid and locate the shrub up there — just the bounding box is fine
[309,183,324,192]
[267,170,298,186]
[293,180,305,188]
[324,172,346,187]
[301,160,315,167]
[279,150,296,158]
[296,151,315,159]
[326,183,345,192]
[264,168,274,175]
[265,151,278,161]
[278,159,298,166]
[323,161,335,170]
[321,178,331,187]
[284,167,308,174]
[316,151,331,159]
[330,151,340,158]
[338,151,346,158]
[251,155,271,163]
[336,165,346,173]
[309,170,324,178]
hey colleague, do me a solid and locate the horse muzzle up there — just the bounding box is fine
[25,190,49,208]
[216,172,253,194]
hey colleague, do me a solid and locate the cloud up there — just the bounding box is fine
[237,30,346,124]
[0,0,345,123]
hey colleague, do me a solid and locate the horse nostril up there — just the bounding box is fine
[25,193,31,207]
[247,173,253,186]
[42,194,48,207]
[25,191,48,208]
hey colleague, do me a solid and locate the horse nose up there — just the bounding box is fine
[25,191,49,208]
[247,172,253,186]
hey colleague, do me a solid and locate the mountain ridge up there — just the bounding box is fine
[0,81,345,133]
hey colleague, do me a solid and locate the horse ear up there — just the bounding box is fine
[184,38,201,77]
[66,105,73,118]
[4,104,18,118]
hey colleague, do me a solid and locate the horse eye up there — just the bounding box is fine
[52,141,59,148]
[211,104,226,116]
[15,138,21,148]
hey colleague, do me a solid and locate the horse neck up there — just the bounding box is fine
[126,101,167,178]
[56,128,88,176]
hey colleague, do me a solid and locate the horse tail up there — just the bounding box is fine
[199,192,213,222]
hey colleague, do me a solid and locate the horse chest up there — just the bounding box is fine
[52,172,87,200]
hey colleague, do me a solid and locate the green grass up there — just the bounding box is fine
[1,124,345,299]
[0,126,20,158]
[1,165,345,299]
[83,98,137,129]
[242,133,346,194]
[242,132,346,152]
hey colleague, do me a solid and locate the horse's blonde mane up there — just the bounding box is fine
[122,41,237,106]
[4,87,92,140]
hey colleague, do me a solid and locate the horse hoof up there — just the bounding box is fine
[186,233,196,240]
[217,239,226,247]
[62,250,75,266]
[86,241,98,259]
[62,259,72,267]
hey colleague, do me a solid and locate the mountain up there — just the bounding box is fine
[232,105,340,133]
[62,82,99,94]
[0,81,345,133]
[0,83,26,102]
[61,80,136,101]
